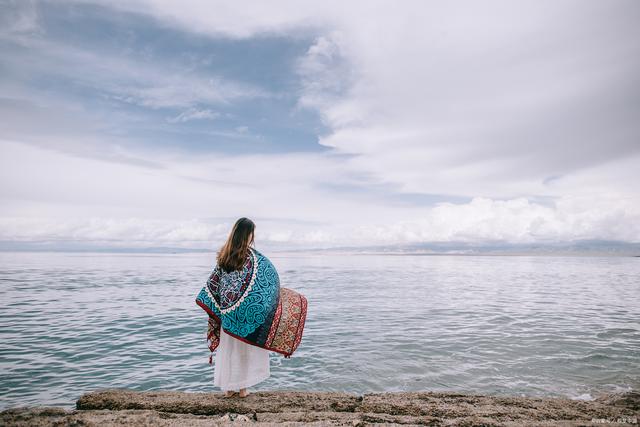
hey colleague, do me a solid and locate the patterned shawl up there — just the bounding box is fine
[196,247,307,362]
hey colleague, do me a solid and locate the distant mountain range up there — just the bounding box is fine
[0,239,638,256]
[288,240,640,256]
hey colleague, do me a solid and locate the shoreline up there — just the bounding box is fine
[2,389,638,426]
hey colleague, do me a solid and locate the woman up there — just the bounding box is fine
[212,217,268,398]
[196,218,308,399]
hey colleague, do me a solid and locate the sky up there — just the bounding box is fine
[0,0,639,251]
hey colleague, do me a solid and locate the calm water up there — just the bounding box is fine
[1,251,639,409]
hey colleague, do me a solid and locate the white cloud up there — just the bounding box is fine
[2,194,638,249]
[85,0,333,39]
[1,31,272,110]
[295,31,357,124]
[167,108,220,123]
[353,196,640,245]
[92,1,640,197]
[111,76,268,109]
[1,1,638,249]
[0,216,229,247]
[2,139,639,248]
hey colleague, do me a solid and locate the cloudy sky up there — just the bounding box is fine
[1,0,639,251]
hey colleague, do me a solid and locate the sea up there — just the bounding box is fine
[1,251,638,409]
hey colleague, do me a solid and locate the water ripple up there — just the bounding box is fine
[1,252,639,408]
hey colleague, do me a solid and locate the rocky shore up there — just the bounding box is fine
[1,389,638,426]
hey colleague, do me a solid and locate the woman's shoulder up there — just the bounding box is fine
[249,247,264,257]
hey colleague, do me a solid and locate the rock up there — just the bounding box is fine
[76,389,361,415]
[0,389,637,426]
[596,391,640,411]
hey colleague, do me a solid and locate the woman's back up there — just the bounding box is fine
[196,217,307,397]
[206,218,270,397]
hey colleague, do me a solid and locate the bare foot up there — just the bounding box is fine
[238,388,250,398]
[223,390,238,398]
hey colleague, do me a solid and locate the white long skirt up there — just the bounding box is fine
[213,330,271,391]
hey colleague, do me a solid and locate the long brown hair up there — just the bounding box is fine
[217,217,255,272]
